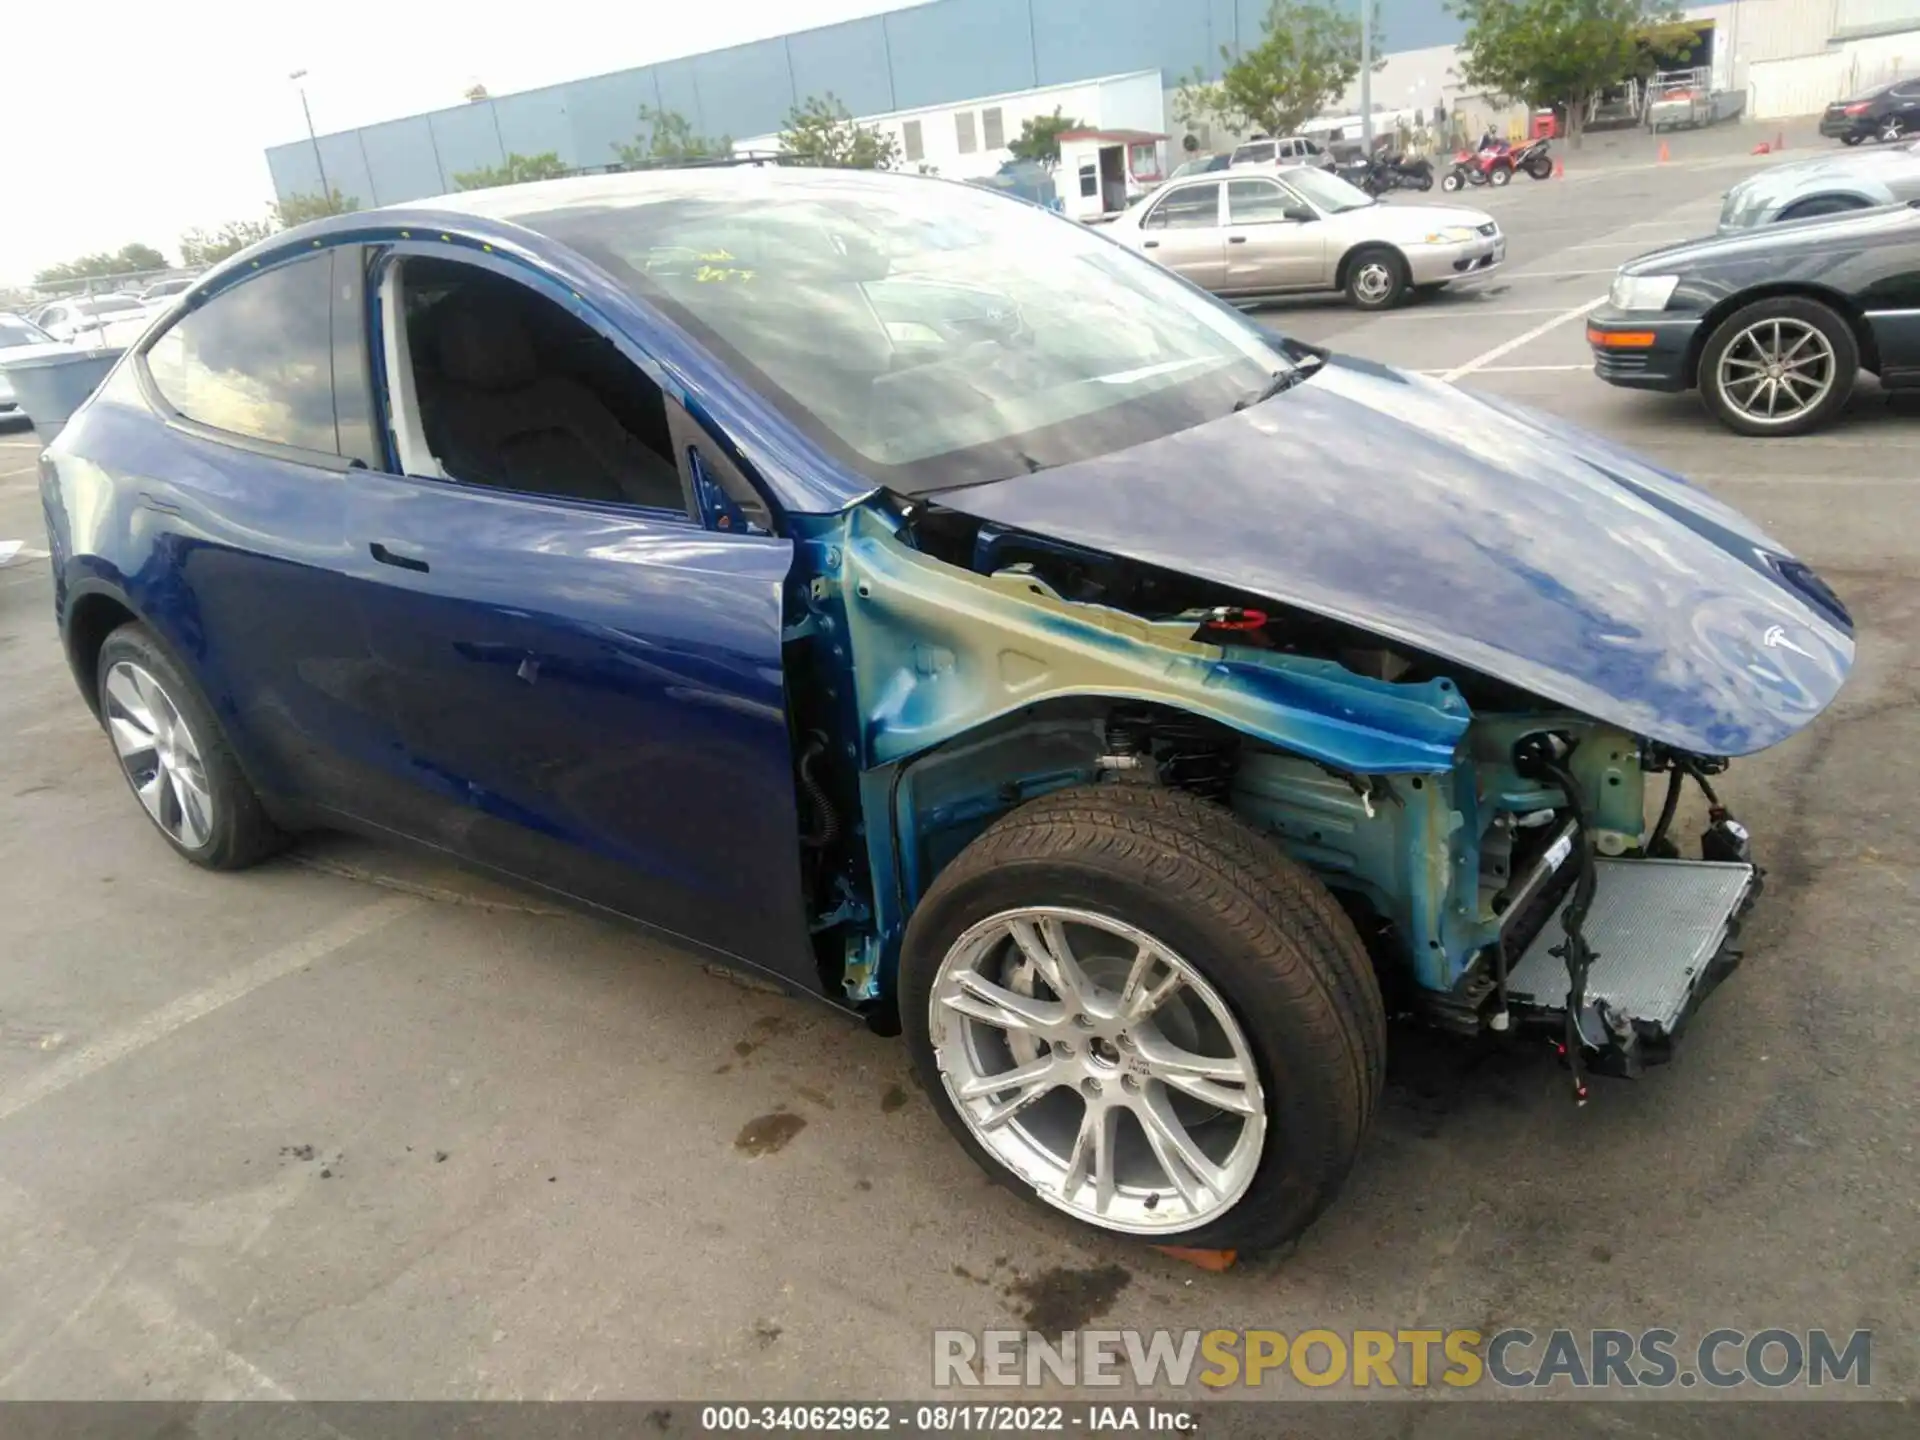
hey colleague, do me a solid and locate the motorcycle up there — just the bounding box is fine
[1380,153,1434,191]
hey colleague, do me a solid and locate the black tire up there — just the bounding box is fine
[1417,173,1433,191]
[1697,295,1858,438]
[1526,156,1553,179]
[95,623,286,870]
[1776,195,1867,223]
[1440,170,1464,193]
[1488,162,1513,187]
[1879,119,1904,143]
[900,783,1385,1253]
[1842,133,1865,146]
[1344,244,1410,310]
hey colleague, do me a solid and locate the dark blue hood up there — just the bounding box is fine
[928,357,1853,757]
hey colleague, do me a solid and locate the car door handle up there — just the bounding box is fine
[1143,239,1160,249]
[1228,235,1249,244]
[369,542,430,574]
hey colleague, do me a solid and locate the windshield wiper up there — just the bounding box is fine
[1233,355,1322,412]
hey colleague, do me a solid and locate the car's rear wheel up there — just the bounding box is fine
[900,783,1384,1252]
[1345,245,1409,310]
[96,623,285,870]
[1698,297,1858,437]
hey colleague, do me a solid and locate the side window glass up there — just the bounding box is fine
[394,257,691,515]
[145,252,339,455]
[1227,179,1301,224]
[1145,184,1220,230]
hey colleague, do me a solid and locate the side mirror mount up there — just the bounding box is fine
[1283,205,1318,223]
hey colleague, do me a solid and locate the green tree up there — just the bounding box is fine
[778,93,899,170]
[615,104,731,166]
[1174,0,1383,141]
[179,216,278,267]
[34,242,171,285]
[1450,0,1693,146]
[273,188,361,227]
[451,151,573,190]
[1007,108,1083,166]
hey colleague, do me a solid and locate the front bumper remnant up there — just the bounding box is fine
[1586,309,1701,391]
[1505,857,1757,1076]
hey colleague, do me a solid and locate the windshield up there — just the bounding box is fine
[1284,166,1375,213]
[0,314,53,347]
[520,172,1294,492]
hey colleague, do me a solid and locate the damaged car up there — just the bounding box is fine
[38,168,1853,1252]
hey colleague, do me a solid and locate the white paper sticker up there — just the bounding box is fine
[1544,833,1573,873]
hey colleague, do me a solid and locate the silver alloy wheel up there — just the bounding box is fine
[1353,261,1394,305]
[929,906,1266,1234]
[1714,317,1837,426]
[104,660,214,849]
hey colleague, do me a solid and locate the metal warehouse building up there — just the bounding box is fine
[263,0,1461,206]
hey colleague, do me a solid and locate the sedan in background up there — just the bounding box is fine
[138,277,197,304]
[1587,201,1920,434]
[1719,140,1920,229]
[1108,165,1501,309]
[30,293,149,345]
[0,312,74,426]
[1820,76,1920,145]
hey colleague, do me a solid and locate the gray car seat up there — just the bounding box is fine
[418,299,684,509]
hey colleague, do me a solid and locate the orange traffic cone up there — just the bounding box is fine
[1751,140,1772,154]
[1553,157,1564,178]
[1657,139,1670,163]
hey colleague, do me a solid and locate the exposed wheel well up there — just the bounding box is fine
[65,592,138,717]
[1685,284,1881,385]
[1335,242,1407,293]
[1775,193,1871,223]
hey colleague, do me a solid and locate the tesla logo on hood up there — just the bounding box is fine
[1763,624,1815,660]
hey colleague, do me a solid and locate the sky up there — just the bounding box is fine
[1,0,914,285]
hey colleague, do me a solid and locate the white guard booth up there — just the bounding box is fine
[1055,129,1168,221]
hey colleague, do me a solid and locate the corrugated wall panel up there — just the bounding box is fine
[266,142,324,202]
[357,116,446,204]
[492,90,579,167]
[427,104,506,185]
[1749,50,1851,116]
[565,69,662,168]
[886,0,1036,109]
[1032,0,1213,88]
[654,58,708,135]
[788,17,897,117]
[1722,0,1840,65]
[315,133,376,209]
[690,39,800,140]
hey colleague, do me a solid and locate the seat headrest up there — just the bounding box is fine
[435,299,541,392]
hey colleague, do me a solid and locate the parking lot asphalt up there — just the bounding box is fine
[0,130,1915,1421]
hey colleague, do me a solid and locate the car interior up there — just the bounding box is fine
[388,256,688,513]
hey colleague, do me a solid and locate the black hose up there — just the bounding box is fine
[1516,736,1599,1104]
[1682,760,1721,808]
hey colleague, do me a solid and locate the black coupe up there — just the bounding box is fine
[1586,201,1920,434]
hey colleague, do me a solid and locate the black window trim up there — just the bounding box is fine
[132,248,362,474]
[365,238,763,533]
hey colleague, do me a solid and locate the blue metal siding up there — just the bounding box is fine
[691,39,800,140]
[493,88,580,168]
[358,116,446,204]
[267,0,1467,204]
[566,69,661,167]
[787,17,897,118]
[428,104,507,187]
[886,0,1037,109]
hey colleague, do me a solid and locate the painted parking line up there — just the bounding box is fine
[1424,363,1591,374]
[1438,296,1608,382]
[0,895,418,1127]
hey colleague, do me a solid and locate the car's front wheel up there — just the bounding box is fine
[1698,296,1858,437]
[96,623,285,870]
[1880,119,1905,143]
[1345,245,1409,310]
[900,784,1385,1252]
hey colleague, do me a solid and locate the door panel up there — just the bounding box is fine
[1222,179,1328,292]
[1138,181,1226,290]
[349,476,815,983]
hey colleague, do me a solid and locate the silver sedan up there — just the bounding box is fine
[1104,165,1502,310]
[1719,141,1920,229]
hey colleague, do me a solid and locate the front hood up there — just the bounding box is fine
[928,357,1852,757]
[1645,201,1916,266]
[1335,202,1491,236]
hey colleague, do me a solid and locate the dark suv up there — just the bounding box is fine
[1821,76,1920,144]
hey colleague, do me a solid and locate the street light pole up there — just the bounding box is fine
[1359,0,1374,154]
[289,69,332,208]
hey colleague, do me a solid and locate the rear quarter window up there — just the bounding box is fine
[143,252,340,456]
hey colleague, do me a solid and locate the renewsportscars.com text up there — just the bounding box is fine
[933,1327,1872,1390]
